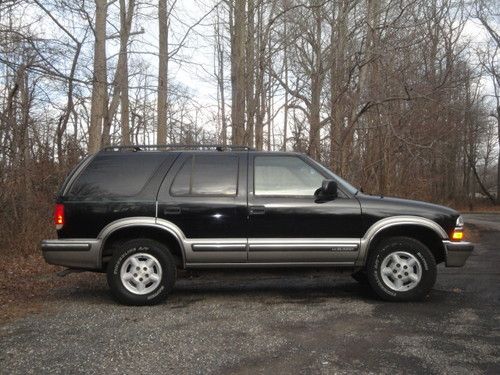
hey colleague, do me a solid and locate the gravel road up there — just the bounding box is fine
[0,214,499,374]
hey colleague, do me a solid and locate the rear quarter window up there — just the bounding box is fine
[67,153,167,200]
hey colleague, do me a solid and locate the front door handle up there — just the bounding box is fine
[249,206,266,215]
[163,206,181,215]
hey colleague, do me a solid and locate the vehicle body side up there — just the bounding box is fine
[42,150,472,272]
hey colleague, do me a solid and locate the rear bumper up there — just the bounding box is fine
[41,239,102,269]
[443,240,474,267]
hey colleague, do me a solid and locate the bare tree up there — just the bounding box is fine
[89,0,108,153]
[157,0,169,144]
[214,4,228,144]
[230,0,246,145]
[476,0,500,202]
[108,0,136,146]
[32,0,87,161]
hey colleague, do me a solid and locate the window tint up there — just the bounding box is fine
[170,155,238,196]
[254,156,324,196]
[68,153,166,200]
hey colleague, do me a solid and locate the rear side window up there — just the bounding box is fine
[170,155,238,196]
[67,153,167,200]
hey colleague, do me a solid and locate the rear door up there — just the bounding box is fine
[157,152,248,264]
[247,153,362,263]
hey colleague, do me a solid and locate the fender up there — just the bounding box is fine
[356,215,448,266]
[97,217,187,268]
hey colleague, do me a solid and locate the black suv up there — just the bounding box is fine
[41,145,473,305]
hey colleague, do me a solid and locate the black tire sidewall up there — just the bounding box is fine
[351,269,370,285]
[106,239,176,305]
[367,237,437,301]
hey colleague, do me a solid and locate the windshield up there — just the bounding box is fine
[306,157,359,195]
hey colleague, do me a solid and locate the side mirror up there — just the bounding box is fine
[315,179,338,201]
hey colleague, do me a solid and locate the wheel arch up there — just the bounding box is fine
[358,216,448,266]
[98,217,186,269]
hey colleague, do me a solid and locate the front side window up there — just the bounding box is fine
[254,156,324,196]
[170,155,238,196]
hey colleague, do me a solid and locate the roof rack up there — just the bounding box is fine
[100,144,254,152]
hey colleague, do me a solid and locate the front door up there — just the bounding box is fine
[157,152,248,263]
[247,153,362,263]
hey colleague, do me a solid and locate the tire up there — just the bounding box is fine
[351,269,370,285]
[106,238,176,305]
[366,236,437,302]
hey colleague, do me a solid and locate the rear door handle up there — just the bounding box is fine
[249,206,265,215]
[163,206,181,215]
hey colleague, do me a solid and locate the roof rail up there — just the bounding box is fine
[100,144,254,152]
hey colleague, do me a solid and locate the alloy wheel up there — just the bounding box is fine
[380,251,422,292]
[120,253,163,295]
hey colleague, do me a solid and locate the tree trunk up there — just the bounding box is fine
[307,1,323,160]
[89,0,108,153]
[282,1,288,151]
[119,0,135,145]
[57,41,82,162]
[341,0,375,178]
[157,0,169,144]
[231,0,246,145]
[245,0,255,147]
[329,0,348,172]
[267,49,272,151]
[215,7,227,145]
[309,73,321,159]
[254,3,265,150]
[496,102,500,203]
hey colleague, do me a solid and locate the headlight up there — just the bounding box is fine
[456,216,464,228]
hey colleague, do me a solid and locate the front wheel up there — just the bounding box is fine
[366,236,437,301]
[106,238,176,305]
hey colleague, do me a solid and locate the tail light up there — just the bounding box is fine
[54,203,64,230]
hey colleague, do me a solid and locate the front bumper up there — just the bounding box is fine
[41,239,102,269]
[443,240,474,267]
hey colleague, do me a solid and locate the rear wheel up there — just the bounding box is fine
[366,236,436,301]
[106,238,176,305]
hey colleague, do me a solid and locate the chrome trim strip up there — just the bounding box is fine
[184,238,247,245]
[192,244,247,252]
[247,238,360,262]
[41,242,91,251]
[249,244,358,251]
[442,240,473,247]
[184,238,247,262]
[248,238,360,245]
[185,261,355,269]
[356,215,449,266]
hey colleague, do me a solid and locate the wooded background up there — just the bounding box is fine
[0,0,499,254]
